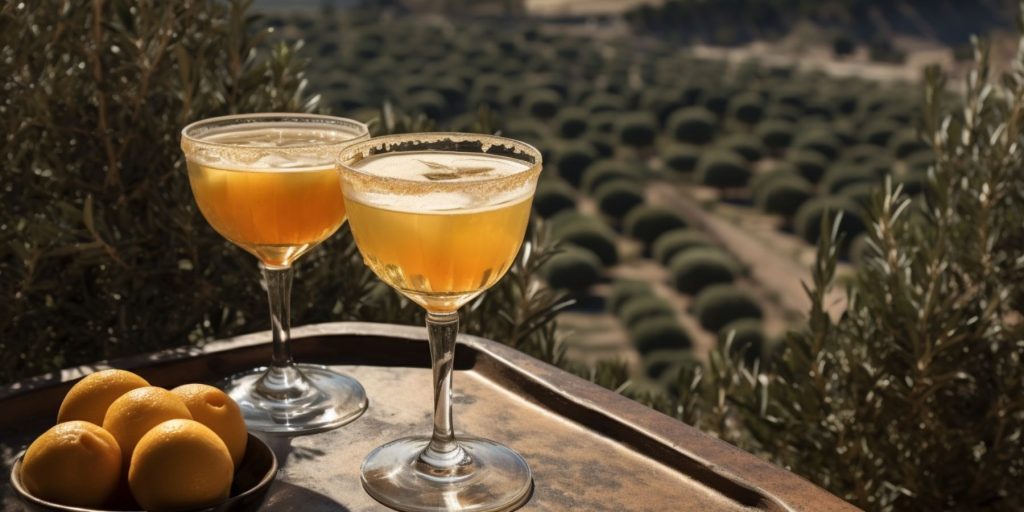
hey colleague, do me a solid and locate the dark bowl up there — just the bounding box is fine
[11,433,277,512]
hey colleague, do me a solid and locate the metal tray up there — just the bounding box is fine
[0,323,858,511]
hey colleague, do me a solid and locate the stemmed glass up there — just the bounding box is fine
[180,113,369,434]
[338,133,542,512]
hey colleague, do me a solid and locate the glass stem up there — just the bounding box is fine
[419,310,466,469]
[255,263,309,400]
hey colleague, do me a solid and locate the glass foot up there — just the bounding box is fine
[218,363,368,435]
[361,436,532,512]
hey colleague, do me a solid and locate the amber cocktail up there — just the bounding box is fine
[181,113,369,434]
[339,133,541,512]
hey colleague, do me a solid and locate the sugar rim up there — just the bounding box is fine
[180,113,370,161]
[336,132,543,193]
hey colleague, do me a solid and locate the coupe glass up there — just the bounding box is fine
[180,113,369,434]
[338,133,542,512]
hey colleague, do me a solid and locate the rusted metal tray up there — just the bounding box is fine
[0,323,857,511]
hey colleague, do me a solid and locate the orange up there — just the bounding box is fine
[57,369,149,425]
[102,386,192,464]
[171,383,248,469]
[129,419,234,511]
[20,421,121,507]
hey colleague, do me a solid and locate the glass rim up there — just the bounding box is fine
[180,112,370,150]
[336,132,543,188]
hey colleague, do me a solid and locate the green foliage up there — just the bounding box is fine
[556,107,589,139]
[668,247,742,294]
[555,142,597,187]
[606,279,652,314]
[717,318,765,364]
[715,133,764,162]
[581,160,640,195]
[620,296,675,329]
[794,130,842,161]
[642,349,696,382]
[558,222,619,266]
[617,111,659,148]
[623,206,688,248]
[594,181,645,220]
[533,180,577,218]
[755,176,813,217]
[692,284,762,331]
[660,32,1024,510]
[667,106,716,144]
[523,88,561,119]
[729,93,764,124]
[652,229,715,265]
[821,164,876,194]
[661,143,702,173]
[786,149,830,183]
[794,197,866,244]
[696,150,751,189]
[888,129,927,159]
[631,317,692,354]
[540,246,602,293]
[0,0,330,381]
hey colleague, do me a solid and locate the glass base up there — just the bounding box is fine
[218,363,368,435]
[361,436,532,512]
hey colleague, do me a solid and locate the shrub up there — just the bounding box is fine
[558,222,620,266]
[843,144,887,164]
[0,0,339,379]
[624,206,687,248]
[702,90,731,117]
[821,164,877,194]
[847,232,873,266]
[606,279,652,314]
[667,107,717,144]
[406,89,446,119]
[832,32,856,57]
[556,107,589,139]
[533,180,577,218]
[580,160,640,194]
[764,102,802,122]
[555,142,597,187]
[837,181,877,208]
[620,296,676,329]
[888,130,927,159]
[756,119,796,150]
[693,284,763,331]
[729,93,765,124]
[718,318,765,364]
[652,229,714,265]
[632,318,692,354]
[584,92,626,113]
[595,181,645,219]
[541,247,602,292]
[794,130,842,161]
[643,349,697,382]
[755,177,813,217]
[661,143,702,173]
[794,197,866,244]
[504,118,550,145]
[786,150,829,183]
[587,132,616,158]
[904,149,935,172]
[668,247,742,294]
[749,163,806,192]
[716,133,764,162]
[895,170,928,196]
[696,150,751,189]
[861,119,901,146]
[617,111,659,148]
[523,88,561,119]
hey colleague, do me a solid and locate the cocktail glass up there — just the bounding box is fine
[180,113,369,434]
[338,133,542,511]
